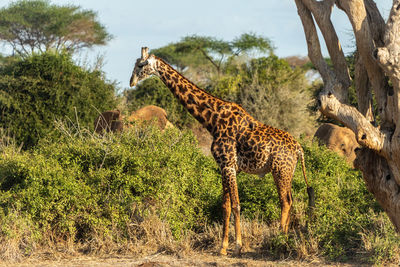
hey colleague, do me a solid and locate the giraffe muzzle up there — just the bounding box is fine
[130,75,138,87]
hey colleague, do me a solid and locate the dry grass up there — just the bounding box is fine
[1,127,398,265]
[0,205,394,266]
[0,204,318,264]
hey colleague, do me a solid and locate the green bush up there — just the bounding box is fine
[0,125,221,245]
[0,150,95,240]
[236,56,317,136]
[299,141,375,260]
[0,126,398,264]
[0,51,116,148]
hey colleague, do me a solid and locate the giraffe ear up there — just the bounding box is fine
[141,47,149,60]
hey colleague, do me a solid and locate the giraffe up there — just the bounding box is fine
[129,47,315,256]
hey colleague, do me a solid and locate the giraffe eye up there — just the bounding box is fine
[138,61,147,67]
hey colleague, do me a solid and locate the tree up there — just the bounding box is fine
[237,55,317,136]
[151,33,273,74]
[0,51,116,148]
[294,0,400,231]
[0,0,111,56]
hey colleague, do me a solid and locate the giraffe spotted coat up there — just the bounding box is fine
[130,47,313,256]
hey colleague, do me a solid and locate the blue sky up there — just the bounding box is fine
[0,0,393,88]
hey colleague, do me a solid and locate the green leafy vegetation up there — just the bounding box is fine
[0,125,221,244]
[0,126,398,264]
[151,33,273,74]
[236,55,317,136]
[0,51,116,148]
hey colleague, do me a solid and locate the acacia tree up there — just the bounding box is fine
[151,33,273,74]
[294,0,400,230]
[0,0,111,56]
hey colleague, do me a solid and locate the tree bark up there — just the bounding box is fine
[355,148,400,230]
[295,0,400,231]
[354,53,374,122]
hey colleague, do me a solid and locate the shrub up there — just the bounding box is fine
[0,126,398,264]
[237,56,317,136]
[0,52,116,148]
[0,124,221,253]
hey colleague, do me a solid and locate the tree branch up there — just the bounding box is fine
[375,0,400,168]
[364,0,385,47]
[294,0,334,85]
[302,0,351,103]
[375,0,400,79]
[337,0,390,127]
[319,89,387,154]
[361,0,386,124]
[198,48,220,73]
[354,53,374,122]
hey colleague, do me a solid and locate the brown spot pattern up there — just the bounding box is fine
[130,53,311,256]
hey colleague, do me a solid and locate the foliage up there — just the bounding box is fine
[0,0,111,56]
[0,51,116,148]
[0,125,222,246]
[151,41,210,73]
[206,73,243,101]
[232,55,316,136]
[151,33,273,74]
[0,124,398,264]
[298,140,382,261]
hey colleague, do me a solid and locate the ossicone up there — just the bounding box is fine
[141,47,149,60]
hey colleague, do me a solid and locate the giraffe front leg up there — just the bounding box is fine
[230,178,242,256]
[219,188,231,256]
[220,166,242,256]
[212,140,241,256]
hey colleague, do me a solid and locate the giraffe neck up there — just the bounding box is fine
[154,56,225,133]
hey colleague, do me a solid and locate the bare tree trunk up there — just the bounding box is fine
[294,0,400,231]
[355,148,400,229]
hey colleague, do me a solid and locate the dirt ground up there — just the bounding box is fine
[0,253,365,267]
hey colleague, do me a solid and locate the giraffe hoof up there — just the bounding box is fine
[233,245,242,256]
[219,248,227,256]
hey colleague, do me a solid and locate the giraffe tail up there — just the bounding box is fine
[298,148,315,209]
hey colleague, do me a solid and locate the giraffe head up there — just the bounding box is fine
[129,47,158,87]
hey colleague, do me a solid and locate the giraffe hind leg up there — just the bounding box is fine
[273,170,293,234]
[280,190,293,233]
